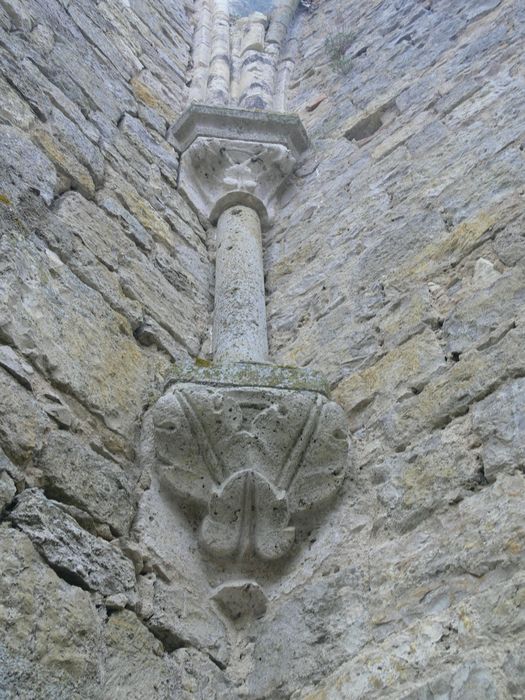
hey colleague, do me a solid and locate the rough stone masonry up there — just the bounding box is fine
[0,0,524,698]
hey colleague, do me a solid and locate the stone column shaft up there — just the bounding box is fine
[213,205,268,363]
[188,0,212,103]
[207,0,231,105]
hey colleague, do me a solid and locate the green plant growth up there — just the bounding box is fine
[324,28,354,75]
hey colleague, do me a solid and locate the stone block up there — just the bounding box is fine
[0,525,101,697]
[0,124,57,205]
[443,270,525,355]
[0,345,34,390]
[471,378,525,482]
[32,125,96,199]
[10,489,136,596]
[171,103,309,156]
[0,471,15,512]
[37,431,136,536]
[119,114,179,175]
[372,421,483,533]
[0,75,35,130]
[145,577,231,667]
[170,648,233,698]
[102,610,172,698]
[382,324,525,451]
[131,70,182,123]
[0,367,49,464]
[0,227,162,438]
[54,192,203,354]
[334,329,447,432]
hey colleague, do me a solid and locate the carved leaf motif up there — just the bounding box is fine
[200,470,295,561]
[249,393,314,486]
[151,390,225,506]
[149,383,349,561]
[286,400,349,513]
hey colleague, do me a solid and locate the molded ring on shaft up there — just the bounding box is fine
[210,191,269,229]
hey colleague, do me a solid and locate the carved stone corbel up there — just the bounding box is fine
[142,369,348,566]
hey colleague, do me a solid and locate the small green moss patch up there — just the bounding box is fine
[325,28,354,75]
[195,357,213,368]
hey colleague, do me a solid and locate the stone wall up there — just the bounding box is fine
[0,0,524,698]
[0,0,217,696]
[253,0,525,697]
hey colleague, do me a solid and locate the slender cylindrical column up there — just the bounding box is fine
[207,0,230,105]
[213,205,269,363]
[188,0,212,103]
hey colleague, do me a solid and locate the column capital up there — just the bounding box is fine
[171,104,309,227]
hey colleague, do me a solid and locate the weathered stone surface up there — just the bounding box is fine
[0,524,233,699]
[333,329,446,432]
[0,471,15,511]
[371,420,484,533]
[148,380,347,511]
[0,445,23,485]
[0,366,49,464]
[471,379,525,483]
[120,113,179,177]
[0,75,35,129]
[144,577,231,667]
[96,193,154,252]
[0,525,101,698]
[382,324,525,451]
[0,227,164,438]
[443,270,525,355]
[228,0,525,696]
[52,192,203,355]
[1,0,524,697]
[37,431,136,536]
[0,124,57,204]
[32,107,104,197]
[102,610,173,698]
[10,489,136,596]
[0,345,34,390]
[296,658,505,700]
[131,69,182,123]
[239,473,525,699]
[172,647,233,698]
